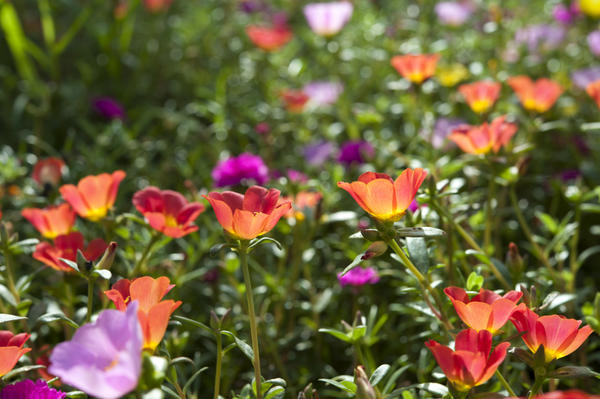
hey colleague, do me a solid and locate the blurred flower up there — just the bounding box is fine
[408,199,420,212]
[458,81,502,113]
[444,287,523,334]
[522,391,600,399]
[33,157,65,187]
[22,203,76,239]
[337,140,374,165]
[588,31,600,55]
[303,1,353,36]
[203,186,291,240]
[448,116,517,155]
[510,307,593,362]
[143,0,173,12]
[304,140,335,166]
[35,345,58,383]
[282,191,322,219]
[0,331,31,377]
[507,76,563,112]
[280,89,310,113]
[286,169,308,184]
[557,169,582,182]
[580,0,600,17]
[432,118,465,149]
[303,81,343,105]
[255,122,270,135]
[391,54,440,84]
[246,25,292,51]
[434,1,474,26]
[572,66,600,89]
[338,267,380,287]
[426,329,509,392]
[239,0,265,13]
[586,79,600,108]
[436,63,468,87]
[33,232,107,272]
[59,171,126,221]
[0,379,65,399]
[92,97,125,120]
[515,24,565,52]
[49,303,142,399]
[105,276,182,352]
[553,2,581,24]
[338,169,428,222]
[132,187,205,238]
[212,153,269,187]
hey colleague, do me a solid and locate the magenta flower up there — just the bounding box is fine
[337,140,374,165]
[0,380,65,399]
[304,140,335,166]
[553,2,580,24]
[338,267,380,287]
[92,97,125,120]
[434,2,473,26]
[287,169,308,183]
[588,31,600,56]
[48,303,142,399]
[303,81,344,105]
[303,1,353,36]
[211,153,269,187]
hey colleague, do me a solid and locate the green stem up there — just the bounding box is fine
[86,277,95,323]
[239,242,262,399]
[1,238,20,304]
[484,173,496,255]
[528,373,545,399]
[353,341,367,372]
[495,370,517,397]
[214,332,222,399]
[567,204,581,293]
[131,232,160,277]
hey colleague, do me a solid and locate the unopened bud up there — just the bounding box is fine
[362,241,388,260]
[506,242,524,275]
[360,229,380,242]
[96,242,118,270]
[355,366,376,399]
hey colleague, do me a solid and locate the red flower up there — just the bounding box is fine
[203,186,291,240]
[32,157,65,187]
[33,232,107,272]
[444,286,522,334]
[510,307,593,362]
[458,81,502,113]
[0,331,31,377]
[507,76,563,113]
[132,187,205,238]
[338,169,427,222]
[59,171,126,221]
[143,0,173,12]
[280,89,310,113]
[105,276,182,352]
[390,54,440,84]
[520,391,600,399]
[586,79,600,108]
[246,25,293,51]
[426,329,510,392]
[448,116,517,155]
[21,203,76,239]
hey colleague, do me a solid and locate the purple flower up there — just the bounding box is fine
[572,67,600,89]
[337,140,374,165]
[515,24,565,52]
[557,169,582,182]
[48,303,142,399]
[211,153,269,187]
[92,97,125,120]
[432,118,465,149]
[304,140,335,166]
[303,81,344,105]
[434,2,473,26]
[303,1,353,36]
[588,31,600,56]
[338,267,380,287]
[239,0,265,13]
[287,169,308,183]
[0,380,66,399]
[553,2,580,24]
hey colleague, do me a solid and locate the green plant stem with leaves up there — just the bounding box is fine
[567,203,581,294]
[495,369,517,397]
[484,170,496,256]
[131,231,161,277]
[86,276,95,323]
[214,331,223,399]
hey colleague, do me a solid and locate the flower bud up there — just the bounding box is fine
[355,366,376,399]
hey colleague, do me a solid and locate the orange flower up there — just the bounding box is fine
[246,25,293,51]
[33,232,107,272]
[390,54,440,84]
[105,276,182,352]
[426,329,510,392]
[586,79,600,108]
[21,203,76,239]
[281,191,322,219]
[448,116,517,155]
[203,186,291,240]
[0,331,31,377]
[280,89,310,113]
[444,286,522,334]
[32,157,65,187]
[507,76,563,112]
[337,169,427,222]
[510,307,593,362]
[59,171,126,221]
[458,81,502,113]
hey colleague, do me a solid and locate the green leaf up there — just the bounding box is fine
[369,364,390,386]
[535,212,558,234]
[0,314,26,324]
[339,253,364,277]
[37,313,79,328]
[92,269,112,280]
[466,272,484,291]
[318,328,351,343]
[182,367,209,394]
[318,378,356,393]
[351,325,367,342]
[1,365,45,381]
[249,237,282,250]
[173,315,214,335]
[221,330,254,363]
[549,366,600,379]
[58,257,79,272]
[395,227,445,237]
[405,237,429,273]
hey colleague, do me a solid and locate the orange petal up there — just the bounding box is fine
[130,276,173,313]
[232,209,269,240]
[394,168,427,213]
[203,195,235,235]
[0,347,31,377]
[365,179,396,219]
[454,302,492,331]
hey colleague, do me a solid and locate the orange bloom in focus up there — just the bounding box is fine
[246,25,293,51]
[280,89,310,113]
[33,157,65,187]
[105,276,182,351]
[586,79,600,108]
[33,232,107,272]
[21,203,76,239]
[337,169,427,222]
[426,329,509,392]
[448,116,517,155]
[510,307,593,362]
[390,54,440,84]
[458,81,502,113]
[507,76,563,113]
[59,171,126,221]
[0,331,31,377]
[282,191,322,219]
[444,286,522,334]
[203,186,291,240]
